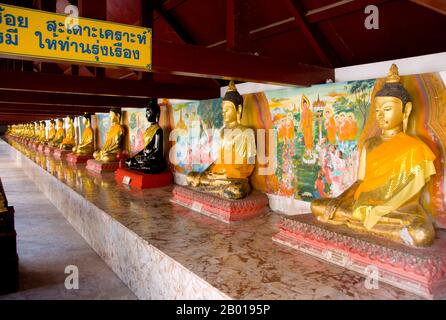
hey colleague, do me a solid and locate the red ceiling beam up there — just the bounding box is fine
[0,91,150,108]
[153,1,221,87]
[152,41,334,85]
[284,0,336,67]
[0,102,110,113]
[409,0,446,15]
[305,0,391,23]
[0,70,220,100]
[226,0,250,52]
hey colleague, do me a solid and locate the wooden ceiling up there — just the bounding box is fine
[1,0,445,124]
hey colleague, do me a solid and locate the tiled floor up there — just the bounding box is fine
[0,151,136,300]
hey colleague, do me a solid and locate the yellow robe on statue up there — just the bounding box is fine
[96,124,124,161]
[75,127,94,155]
[47,128,56,142]
[353,132,436,230]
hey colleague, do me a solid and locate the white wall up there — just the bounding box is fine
[335,52,446,82]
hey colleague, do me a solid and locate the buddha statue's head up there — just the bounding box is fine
[66,115,74,125]
[82,113,91,127]
[146,98,160,124]
[49,119,55,129]
[110,108,121,125]
[57,118,64,129]
[375,64,412,133]
[40,121,46,129]
[222,80,243,127]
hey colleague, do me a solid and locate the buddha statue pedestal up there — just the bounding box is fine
[37,144,46,153]
[115,168,172,189]
[86,159,121,174]
[53,149,71,160]
[273,214,446,299]
[44,146,55,155]
[171,185,269,224]
[66,153,94,165]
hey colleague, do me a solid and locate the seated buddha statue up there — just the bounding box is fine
[93,108,124,163]
[125,99,167,173]
[72,113,94,155]
[49,119,65,148]
[46,119,57,145]
[60,116,76,150]
[38,121,46,144]
[186,81,256,200]
[311,64,437,247]
[32,122,39,142]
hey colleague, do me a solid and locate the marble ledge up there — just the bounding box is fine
[0,138,422,300]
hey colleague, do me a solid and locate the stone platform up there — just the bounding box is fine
[2,137,431,300]
[171,185,269,223]
[115,168,172,189]
[273,214,446,299]
[86,159,120,173]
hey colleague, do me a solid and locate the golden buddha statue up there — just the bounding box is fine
[46,119,57,144]
[60,116,76,150]
[186,81,256,200]
[72,113,94,155]
[38,121,46,144]
[93,108,124,163]
[32,121,39,141]
[49,119,65,148]
[311,64,437,247]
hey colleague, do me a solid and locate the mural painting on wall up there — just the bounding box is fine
[265,80,375,200]
[171,99,223,174]
[126,108,148,156]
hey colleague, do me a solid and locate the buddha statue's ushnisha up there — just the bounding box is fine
[72,113,94,155]
[49,119,65,148]
[186,81,257,200]
[125,99,167,173]
[311,64,436,247]
[46,119,56,144]
[60,116,76,150]
[93,108,124,163]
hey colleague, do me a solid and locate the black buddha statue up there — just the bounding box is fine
[125,99,167,174]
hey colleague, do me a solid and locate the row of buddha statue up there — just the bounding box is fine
[7,101,167,174]
[4,66,440,247]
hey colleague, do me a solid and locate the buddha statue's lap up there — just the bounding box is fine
[310,64,437,247]
[185,81,256,200]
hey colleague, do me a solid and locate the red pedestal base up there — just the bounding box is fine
[44,146,55,155]
[171,185,269,223]
[114,168,172,189]
[53,149,71,160]
[86,159,119,173]
[37,144,46,153]
[273,214,446,299]
[66,153,93,164]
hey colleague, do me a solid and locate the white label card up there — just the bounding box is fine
[191,202,202,213]
[122,176,132,185]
